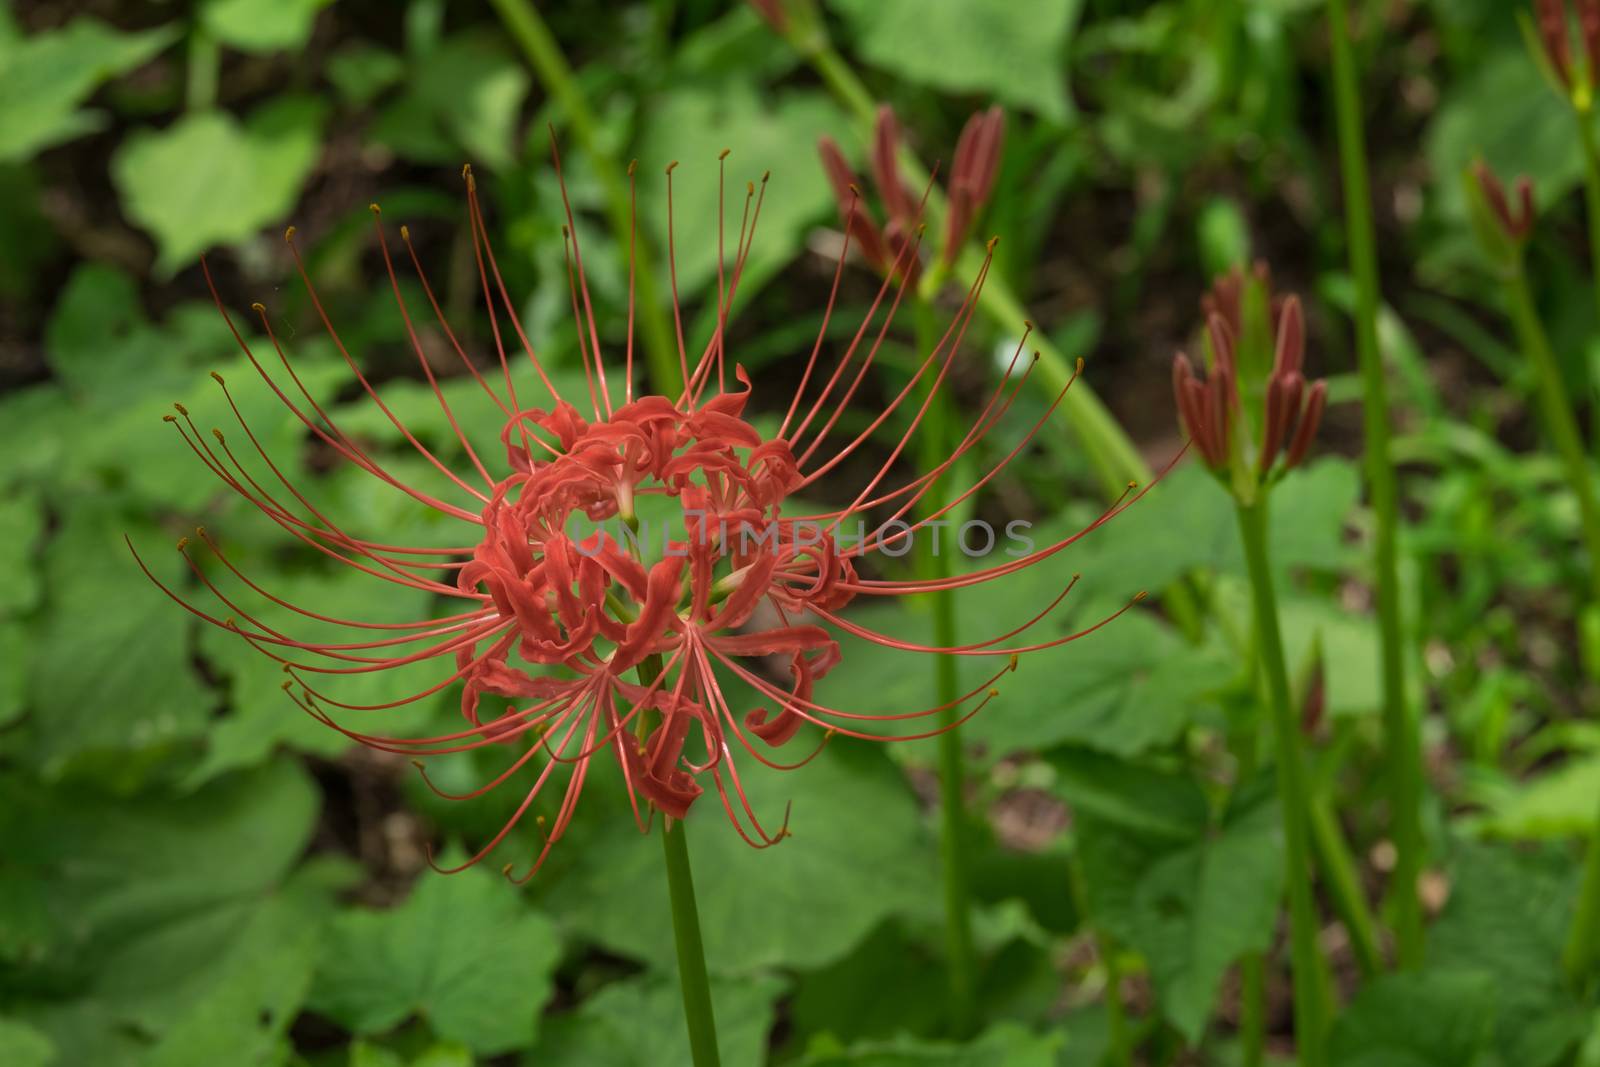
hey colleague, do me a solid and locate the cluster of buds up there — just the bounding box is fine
[817,104,1005,283]
[1530,0,1600,104]
[1466,160,1537,267]
[1171,263,1326,498]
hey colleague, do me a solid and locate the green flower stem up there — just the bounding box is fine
[1236,500,1330,1067]
[913,300,978,1035]
[636,653,722,1067]
[489,0,683,396]
[1576,110,1600,324]
[186,27,219,112]
[800,37,1145,502]
[1325,0,1425,969]
[1501,271,1600,985]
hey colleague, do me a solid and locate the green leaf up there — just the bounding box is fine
[791,1022,1065,1066]
[311,860,562,1055]
[187,558,449,787]
[371,31,528,170]
[1475,755,1600,839]
[541,742,938,974]
[1330,971,1497,1067]
[638,85,849,297]
[0,762,324,1039]
[0,18,177,162]
[1424,841,1590,1067]
[16,497,212,783]
[0,488,42,615]
[0,1019,56,1067]
[0,622,27,728]
[112,97,326,274]
[831,0,1082,122]
[141,863,348,1067]
[201,0,333,54]
[1071,763,1284,1044]
[532,972,785,1067]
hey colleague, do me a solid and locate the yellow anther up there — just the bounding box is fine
[400,225,410,241]
[210,371,224,385]
[251,301,266,313]
[718,147,731,160]
[173,402,188,415]
[284,225,296,241]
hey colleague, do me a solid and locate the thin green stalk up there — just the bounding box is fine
[1576,111,1600,325]
[913,300,978,1035]
[1502,272,1600,984]
[1309,795,1382,979]
[489,0,682,396]
[1236,500,1330,1067]
[1325,0,1425,969]
[637,654,721,1067]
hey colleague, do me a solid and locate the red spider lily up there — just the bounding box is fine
[1172,263,1326,479]
[134,145,1152,882]
[818,104,1005,280]
[1534,0,1600,92]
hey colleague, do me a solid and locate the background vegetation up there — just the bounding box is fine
[1,0,1596,1064]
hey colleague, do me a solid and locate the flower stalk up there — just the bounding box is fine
[1236,499,1330,1067]
[1325,0,1426,968]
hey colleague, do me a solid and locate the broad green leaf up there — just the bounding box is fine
[791,1023,1065,1066]
[1072,765,1284,1043]
[788,921,947,1046]
[371,32,529,170]
[202,0,333,54]
[328,45,407,106]
[186,521,456,786]
[17,498,212,782]
[1048,746,1208,840]
[113,97,326,274]
[541,742,938,974]
[831,0,1081,122]
[1475,755,1600,839]
[1429,841,1588,1067]
[141,863,349,1067]
[351,1040,474,1067]
[311,860,562,1055]
[0,762,323,1038]
[0,1019,55,1067]
[638,85,849,296]
[532,973,785,1067]
[1330,971,1497,1067]
[1070,457,1362,603]
[0,18,177,161]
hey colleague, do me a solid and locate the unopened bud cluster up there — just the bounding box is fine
[1171,263,1326,500]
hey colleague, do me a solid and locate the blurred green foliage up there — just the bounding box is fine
[2,0,1600,1065]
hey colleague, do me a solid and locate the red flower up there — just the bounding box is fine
[1172,263,1326,478]
[136,152,1150,881]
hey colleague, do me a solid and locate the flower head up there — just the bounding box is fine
[1530,0,1600,102]
[1466,160,1537,265]
[1172,263,1326,496]
[818,104,1005,280]
[137,146,1148,881]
